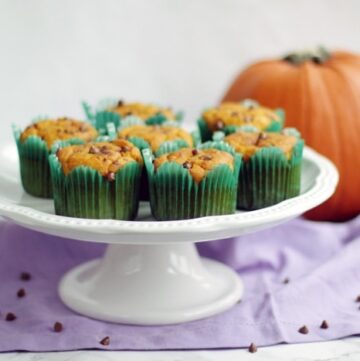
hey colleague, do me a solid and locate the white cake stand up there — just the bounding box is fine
[0,144,338,325]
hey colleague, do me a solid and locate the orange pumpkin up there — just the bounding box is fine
[223,48,360,221]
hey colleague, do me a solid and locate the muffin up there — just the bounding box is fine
[82,99,182,135]
[222,128,304,210]
[13,118,98,198]
[198,99,284,141]
[143,147,241,220]
[49,139,143,219]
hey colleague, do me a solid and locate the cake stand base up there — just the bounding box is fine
[59,243,243,325]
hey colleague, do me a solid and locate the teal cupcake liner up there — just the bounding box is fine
[49,155,142,219]
[197,108,285,141]
[143,148,241,220]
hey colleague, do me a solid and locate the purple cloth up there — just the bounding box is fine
[0,217,360,351]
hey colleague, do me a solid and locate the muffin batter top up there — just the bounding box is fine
[109,100,176,121]
[224,131,297,161]
[57,139,142,180]
[20,118,98,149]
[154,148,234,183]
[202,102,280,131]
[118,125,193,152]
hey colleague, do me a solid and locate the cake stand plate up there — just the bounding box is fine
[0,144,338,325]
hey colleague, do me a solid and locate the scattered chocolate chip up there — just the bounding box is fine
[5,313,16,321]
[320,320,329,329]
[106,172,116,181]
[248,342,257,353]
[117,99,124,107]
[199,155,212,161]
[20,272,31,281]
[17,288,26,298]
[191,149,199,156]
[89,145,100,154]
[298,325,309,334]
[355,295,360,302]
[183,161,192,169]
[100,336,110,346]
[283,277,290,284]
[215,120,224,130]
[53,321,63,332]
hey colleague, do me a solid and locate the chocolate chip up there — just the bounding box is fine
[20,272,31,281]
[17,288,26,298]
[89,145,100,154]
[283,277,290,284]
[320,320,329,329]
[106,172,116,181]
[53,322,63,332]
[192,149,199,156]
[100,336,110,346]
[117,99,124,107]
[182,161,192,169]
[5,313,16,321]
[248,343,257,353]
[120,145,131,152]
[355,295,360,302]
[199,155,212,161]
[298,325,309,334]
[215,120,224,130]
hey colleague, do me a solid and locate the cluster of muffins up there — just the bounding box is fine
[14,99,304,221]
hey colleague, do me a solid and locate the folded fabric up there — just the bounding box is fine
[0,216,359,351]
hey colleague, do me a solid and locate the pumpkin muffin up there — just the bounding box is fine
[49,139,143,219]
[82,99,183,135]
[222,129,304,210]
[198,99,284,141]
[144,147,241,220]
[13,118,98,198]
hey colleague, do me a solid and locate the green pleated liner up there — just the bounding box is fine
[82,98,183,135]
[197,108,285,141]
[143,148,241,221]
[237,139,304,210]
[13,124,88,199]
[49,154,142,219]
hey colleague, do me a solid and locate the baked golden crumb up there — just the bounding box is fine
[154,148,234,183]
[203,102,280,131]
[224,131,297,161]
[57,139,143,180]
[109,100,176,120]
[118,125,193,151]
[20,118,98,149]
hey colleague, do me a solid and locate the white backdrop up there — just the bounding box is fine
[0,0,359,139]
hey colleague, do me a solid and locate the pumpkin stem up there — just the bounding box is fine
[283,46,330,65]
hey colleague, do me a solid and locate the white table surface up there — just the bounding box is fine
[2,337,359,361]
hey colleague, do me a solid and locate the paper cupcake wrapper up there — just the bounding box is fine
[143,148,241,220]
[237,139,304,210]
[49,155,142,219]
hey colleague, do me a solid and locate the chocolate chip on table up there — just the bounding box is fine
[5,312,16,321]
[248,342,257,353]
[106,172,116,181]
[283,277,290,284]
[355,295,360,302]
[89,145,100,154]
[298,325,309,334]
[100,336,110,346]
[215,120,224,130]
[17,288,26,298]
[192,149,199,156]
[20,272,31,281]
[182,161,192,169]
[54,322,63,332]
[320,320,329,329]
[117,99,124,107]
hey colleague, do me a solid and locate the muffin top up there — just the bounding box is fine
[20,118,98,149]
[118,125,193,152]
[57,139,143,180]
[154,148,234,183]
[202,102,280,131]
[224,131,298,161]
[109,100,176,121]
